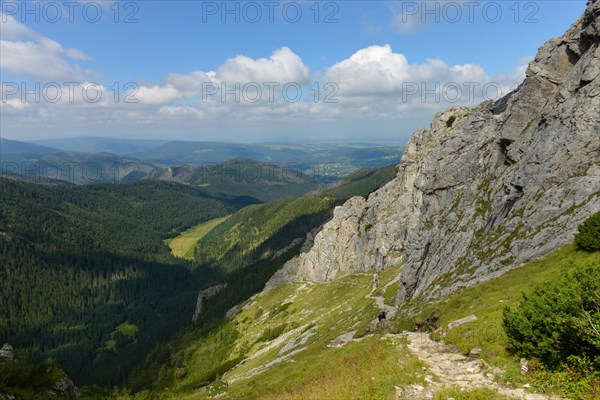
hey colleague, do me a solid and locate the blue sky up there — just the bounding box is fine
[0,0,587,143]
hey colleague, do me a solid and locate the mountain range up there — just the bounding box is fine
[1,1,599,399]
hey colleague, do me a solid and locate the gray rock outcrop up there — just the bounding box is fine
[0,343,13,362]
[268,0,600,306]
[192,284,227,322]
[447,315,478,330]
[51,375,81,399]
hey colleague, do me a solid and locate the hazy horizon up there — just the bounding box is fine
[3,135,407,147]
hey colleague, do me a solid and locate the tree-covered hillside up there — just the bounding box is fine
[193,196,336,272]
[0,178,253,386]
[191,164,397,272]
[318,164,397,200]
[123,224,600,400]
[0,141,162,185]
[153,158,321,202]
[127,164,399,390]
[0,162,397,391]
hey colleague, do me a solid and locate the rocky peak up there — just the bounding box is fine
[268,0,600,307]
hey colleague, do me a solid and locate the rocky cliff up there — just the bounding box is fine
[268,0,600,307]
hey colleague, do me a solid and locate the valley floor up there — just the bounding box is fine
[166,216,231,260]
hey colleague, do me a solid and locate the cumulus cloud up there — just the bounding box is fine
[218,47,310,84]
[0,98,31,115]
[159,106,205,119]
[132,47,310,106]
[324,45,411,95]
[136,85,182,105]
[324,44,489,97]
[166,71,217,95]
[0,12,36,39]
[0,13,93,80]
[321,44,525,118]
[1,38,530,139]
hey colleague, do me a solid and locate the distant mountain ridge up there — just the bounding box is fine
[0,138,61,156]
[2,138,403,188]
[131,140,403,174]
[152,158,321,202]
[32,137,168,155]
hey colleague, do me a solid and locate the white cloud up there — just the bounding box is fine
[0,12,37,39]
[159,106,204,119]
[0,98,30,113]
[323,45,491,98]
[1,40,530,140]
[218,47,310,84]
[324,44,411,95]
[131,47,310,106]
[0,13,93,80]
[321,44,525,118]
[65,48,92,61]
[166,70,217,95]
[136,85,182,105]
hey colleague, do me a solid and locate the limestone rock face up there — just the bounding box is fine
[268,0,600,305]
[192,284,227,322]
[0,343,13,361]
[51,375,81,399]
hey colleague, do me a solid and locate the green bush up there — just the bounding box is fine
[575,212,600,252]
[256,324,288,343]
[502,261,600,370]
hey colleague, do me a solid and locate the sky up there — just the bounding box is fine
[0,0,588,144]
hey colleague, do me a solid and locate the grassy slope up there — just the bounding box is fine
[123,244,600,400]
[140,269,428,399]
[193,196,336,271]
[105,322,139,351]
[1,163,401,395]
[173,159,321,203]
[319,164,397,201]
[413,244,599,360]
[191,164,398,272]
[123,164,403,394]
[166,216,230,260]
[409,243,600,398]
[127,263,506,400]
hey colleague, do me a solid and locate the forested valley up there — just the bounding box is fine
[0,164,396,389]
